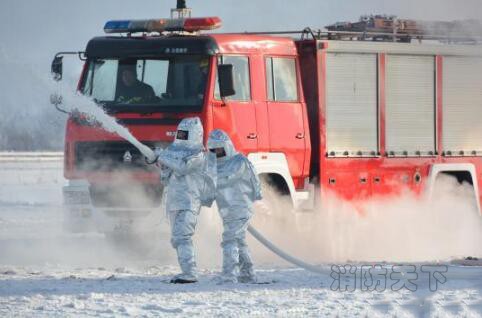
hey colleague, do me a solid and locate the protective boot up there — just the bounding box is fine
[238,243,256,283]
[170,275,197,284]
[169,210,198,284]
[170,243,198,284]
[219,240,239,283]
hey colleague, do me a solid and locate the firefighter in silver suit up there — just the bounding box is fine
[157,117,216,283]
[207,129,262,283]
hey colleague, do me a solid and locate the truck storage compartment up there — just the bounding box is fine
[442,56,482,156]
[385,55,436,156]
[325,52,378,157]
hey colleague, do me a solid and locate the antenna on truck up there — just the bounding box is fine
[172,0,192,18]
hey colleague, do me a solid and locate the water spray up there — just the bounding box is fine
[51,89,157,163]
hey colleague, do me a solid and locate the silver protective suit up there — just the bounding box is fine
[207,129,262,283]
[158,117,216,282]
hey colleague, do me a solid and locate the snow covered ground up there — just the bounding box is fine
[0,158,481,317]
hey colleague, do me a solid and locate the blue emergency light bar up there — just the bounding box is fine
[104,20,134,33]
[104,17,221,34]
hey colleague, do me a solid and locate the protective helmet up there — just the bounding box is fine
[173,117,204,149]
[207,129,237,159]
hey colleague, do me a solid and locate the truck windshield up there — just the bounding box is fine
[81,56,209,110]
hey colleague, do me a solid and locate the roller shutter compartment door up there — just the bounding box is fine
[326,53,378,157]
[385,55,435,156]
[443,57,482,155]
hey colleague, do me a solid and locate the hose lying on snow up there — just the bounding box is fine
[249,225,482,278]
[247,225,330,275]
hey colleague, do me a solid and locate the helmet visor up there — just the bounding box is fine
[176,130,189,140]
[209,147,226,158]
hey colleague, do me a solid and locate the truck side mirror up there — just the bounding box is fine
[217,64,235,98]
[51,56,63,81]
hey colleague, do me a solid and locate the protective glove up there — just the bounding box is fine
[145,147,163,165]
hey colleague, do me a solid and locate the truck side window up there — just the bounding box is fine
[266,57,298,102]
[215,55,251,101]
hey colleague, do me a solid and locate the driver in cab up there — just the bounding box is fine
[116,62,156,104]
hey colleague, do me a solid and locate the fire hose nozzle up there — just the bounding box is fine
[145,147,163,165]
[145,155,159,165]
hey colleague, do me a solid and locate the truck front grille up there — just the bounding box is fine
[89,183,163,208]
[74,141,167,172]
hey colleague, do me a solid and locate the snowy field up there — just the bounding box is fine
[0,157,481,317]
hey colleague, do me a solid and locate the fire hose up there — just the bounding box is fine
[247,225,330,275]
[248,224,482,279]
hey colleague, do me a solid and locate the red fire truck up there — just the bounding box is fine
[52,3,482,233]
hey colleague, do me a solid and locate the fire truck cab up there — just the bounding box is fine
[55,13,314,233]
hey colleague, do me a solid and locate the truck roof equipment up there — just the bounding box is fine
[325,15,482,43]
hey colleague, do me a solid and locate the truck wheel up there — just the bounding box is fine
[433,172,479,211]
[431,172,482,259]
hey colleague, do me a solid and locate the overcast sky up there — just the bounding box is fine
[2,0,482,61]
